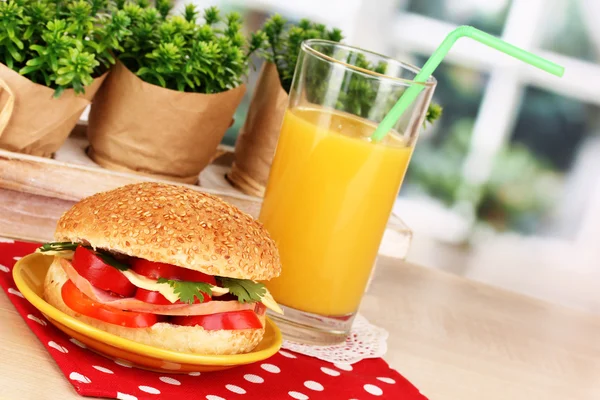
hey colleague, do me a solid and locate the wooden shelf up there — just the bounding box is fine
[0,134,411,258]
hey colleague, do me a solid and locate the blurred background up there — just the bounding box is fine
[176,0,600,313]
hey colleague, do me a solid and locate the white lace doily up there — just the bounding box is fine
[281,314,388,364]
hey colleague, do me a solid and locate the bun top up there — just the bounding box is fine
[55,182,281,281]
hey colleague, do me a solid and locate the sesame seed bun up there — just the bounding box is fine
[44,259,265,355]
[54,182,281,281]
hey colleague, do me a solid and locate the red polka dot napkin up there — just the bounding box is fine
[0,239,427,400]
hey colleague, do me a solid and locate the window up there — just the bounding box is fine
[186,0,600,303]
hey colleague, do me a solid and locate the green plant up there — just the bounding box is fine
[116,2,263,93]
[0,0,130,96]
[259,15,342,93]
[425,102,443,126]
[477,144,561,232]
[407,119,561,233]
[257,14,441,126]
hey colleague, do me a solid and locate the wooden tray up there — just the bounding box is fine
[0,134,412,259]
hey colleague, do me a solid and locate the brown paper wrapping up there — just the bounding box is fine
[0,63,106,157]
[228,62,288,197]
[87,61,246,184]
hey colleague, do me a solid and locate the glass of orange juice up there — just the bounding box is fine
[260,40,436,344]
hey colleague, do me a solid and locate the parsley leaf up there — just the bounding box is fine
[38,242,129,271]
[217,277,266,303]
[96,251,130,271]
[157,278,213,304]
[39,242,79,252]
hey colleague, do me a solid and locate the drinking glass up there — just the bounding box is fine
[259,40,436,344]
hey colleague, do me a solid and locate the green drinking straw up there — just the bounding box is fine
[371,25,565,142]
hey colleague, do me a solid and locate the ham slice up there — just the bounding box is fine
[59,258,255,316]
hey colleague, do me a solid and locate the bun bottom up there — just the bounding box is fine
[43,259,265,355]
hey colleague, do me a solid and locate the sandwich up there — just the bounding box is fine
[40,182,282,355]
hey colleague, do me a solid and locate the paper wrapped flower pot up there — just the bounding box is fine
[0,63,106,157]
[87,61,246,184]
[228,62,288,197]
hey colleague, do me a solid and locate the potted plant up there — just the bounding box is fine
[0,0,127,156]
[228,15,343,196]
[87,1,264,183]
[228,15,443,197]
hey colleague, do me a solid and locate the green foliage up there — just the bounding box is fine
[477,144,561,232]
[407,119,561,232]
[157,278,212,304]
[407,120,472,206]
[117,3,260,93]
[304,48,443,126]
[258,14,343,93]
[38,241,130,270]
[257,14,441,127]
[314,51,388,119]
[425,102,443,126]
[216,277,266,303]
[38,241,79,252]
[156,0,172,19]
[0,0,129,96]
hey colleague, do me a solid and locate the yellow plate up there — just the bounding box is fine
[12,253,282,373]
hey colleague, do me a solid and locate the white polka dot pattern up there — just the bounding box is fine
[159,377,181,385]
[364,384,383,396]
[279,350,297,358]
[116,393,137,400]
[288,391,309,400]
[261,363,281,373]
[244,374,265,383]
[27,314,47,326]
[8,288,23,298]
[0,264,9,273]
[138,386,161,394]
[334,363,353,371]
[188,372,201,376]
[69,338,86,348]
[226,384,246,394]
[69,372,91,384]
[377,377,396,384]
[92,366,114,374]
[304,381,324,391]
[48,341,68,353]
[320,367,341,377]
[206,396,225,400]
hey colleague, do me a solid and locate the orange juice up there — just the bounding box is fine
[260,106,413,316]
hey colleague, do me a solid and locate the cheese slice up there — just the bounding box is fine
[121,270,230,302]
[121,270,181,303]
[211,286,230,296]
[260,288,284,315]
[36,249,74,259]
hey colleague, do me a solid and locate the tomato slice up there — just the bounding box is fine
[171,310,263,330]
[131,258,217,285]
[72,246,136,297]
[134,288,210,305]
[61,280,161,328]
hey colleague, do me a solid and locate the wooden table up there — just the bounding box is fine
[2,255,599,400]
